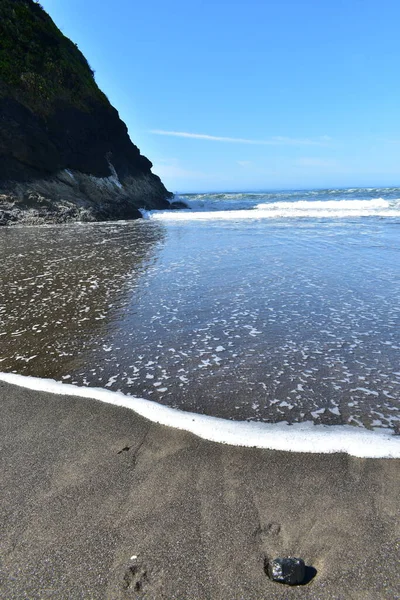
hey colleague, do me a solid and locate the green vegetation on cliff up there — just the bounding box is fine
[0,0,108,111]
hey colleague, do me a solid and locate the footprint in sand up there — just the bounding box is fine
[123,563,148,594]
[255,521,287,565]
[255,521,282,544]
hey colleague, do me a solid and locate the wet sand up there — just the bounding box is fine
[2,219,399,429]
[0,380,399,599]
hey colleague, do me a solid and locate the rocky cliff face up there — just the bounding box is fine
[0,0,173,225]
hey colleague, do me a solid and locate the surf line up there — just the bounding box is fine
[0,372,399,458]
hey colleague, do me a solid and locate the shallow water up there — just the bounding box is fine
[1,188,399,431]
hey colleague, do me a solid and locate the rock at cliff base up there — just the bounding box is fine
[169,200,190,209]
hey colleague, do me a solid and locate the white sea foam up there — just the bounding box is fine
[151,208,398,221]
[256,198,390,211]
[152,198,400,221]
[1,372,399,458]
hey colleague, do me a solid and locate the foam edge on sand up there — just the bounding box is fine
[1,372,399,458]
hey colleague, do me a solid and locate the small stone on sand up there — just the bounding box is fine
[267,557,306,585]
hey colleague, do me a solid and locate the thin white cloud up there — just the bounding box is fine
[150,130,330,147]
[295,157,338,168]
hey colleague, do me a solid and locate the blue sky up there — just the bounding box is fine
[41,0,400,192]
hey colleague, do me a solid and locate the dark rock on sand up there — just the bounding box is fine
[267,557,306,585]
[0,0,172,226]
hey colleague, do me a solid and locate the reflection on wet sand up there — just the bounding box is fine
[1,216,399,431]
[0,221,164,378]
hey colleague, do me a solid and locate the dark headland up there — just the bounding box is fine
[0,0,173,226]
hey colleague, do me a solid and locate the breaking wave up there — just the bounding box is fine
[153,196,400,221]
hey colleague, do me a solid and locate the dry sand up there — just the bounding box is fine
[0,380,399,599]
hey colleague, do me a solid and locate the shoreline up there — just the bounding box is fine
[0,373,399,458]
[0,379,399,599]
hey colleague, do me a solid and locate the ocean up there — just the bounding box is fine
[1,187,399,446]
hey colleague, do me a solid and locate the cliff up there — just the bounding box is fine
[0,0,173,225]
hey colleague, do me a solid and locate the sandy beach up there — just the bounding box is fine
[0,380,399,599]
